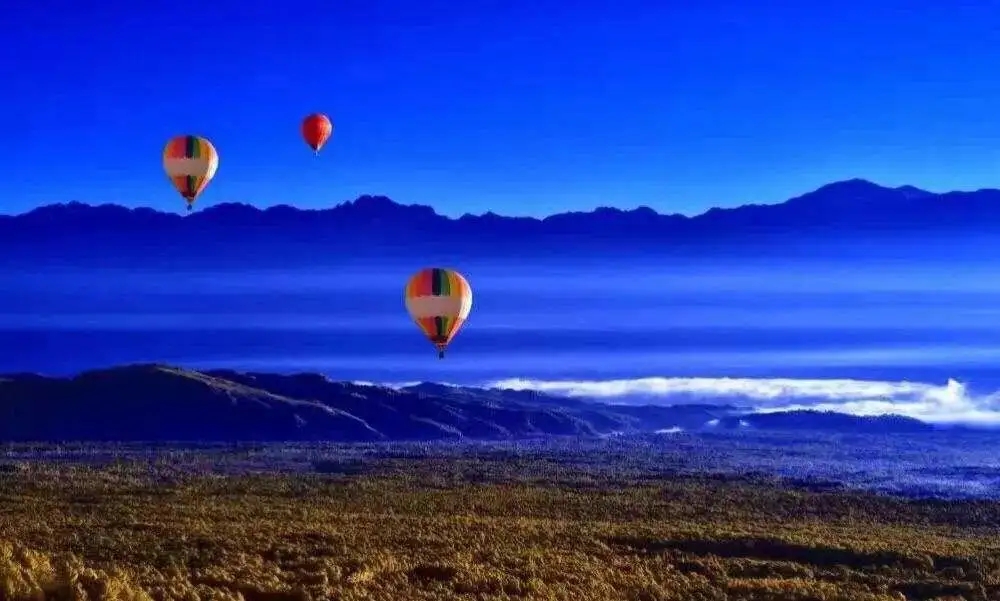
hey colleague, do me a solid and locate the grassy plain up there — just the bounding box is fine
[0,448,998,601]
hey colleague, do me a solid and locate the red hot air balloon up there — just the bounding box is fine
[301,113,333,154]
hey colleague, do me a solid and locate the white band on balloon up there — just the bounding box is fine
[163,157,219,178]
[405,295,472,319]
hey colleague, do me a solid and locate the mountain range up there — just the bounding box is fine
[0,364,936,441]
[3,179,1000,267]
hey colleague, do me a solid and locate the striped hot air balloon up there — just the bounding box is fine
[162,135,219,211]
[404,268,473,359]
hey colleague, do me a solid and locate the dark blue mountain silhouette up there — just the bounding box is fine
[0,364,938,442]
[717,410,934,434]
[4,179,1000,267]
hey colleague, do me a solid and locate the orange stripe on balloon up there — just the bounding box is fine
[406,269,433,297]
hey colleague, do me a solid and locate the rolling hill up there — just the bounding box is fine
[0,364,934,441]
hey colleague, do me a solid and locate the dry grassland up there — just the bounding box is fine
[0,455,998,601]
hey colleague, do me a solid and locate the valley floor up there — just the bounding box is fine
[1,450,999,601]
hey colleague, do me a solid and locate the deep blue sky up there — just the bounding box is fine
[3,0,1000,217]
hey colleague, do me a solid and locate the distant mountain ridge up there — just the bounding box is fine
[4,179,1000,266]
[0,364,937,442]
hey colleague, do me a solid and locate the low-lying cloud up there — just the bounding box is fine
[488,376,1000,425]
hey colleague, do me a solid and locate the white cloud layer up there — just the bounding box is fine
[487,376,1000,425]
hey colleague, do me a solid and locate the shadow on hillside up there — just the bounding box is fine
[309,460,371,476]
[607,535,930,571]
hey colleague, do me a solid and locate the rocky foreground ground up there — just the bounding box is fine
[1,449,999,601]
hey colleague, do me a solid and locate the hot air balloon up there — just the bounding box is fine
[405,268,473,359]
[162,135,219,211]
[301,113,333,154]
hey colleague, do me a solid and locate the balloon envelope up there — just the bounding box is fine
[301,113,333,153]
[404,268,473,358]
[162,135,218,210]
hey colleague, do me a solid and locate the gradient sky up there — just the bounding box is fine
[4,0,1000,217]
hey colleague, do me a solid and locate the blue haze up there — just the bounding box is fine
[4,256,1000,390]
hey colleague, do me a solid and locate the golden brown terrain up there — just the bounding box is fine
[1,453,999,601]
